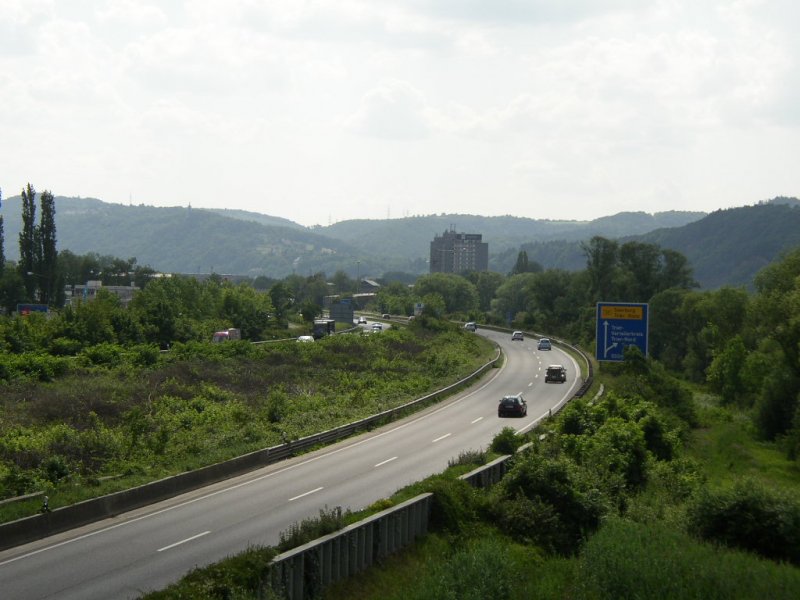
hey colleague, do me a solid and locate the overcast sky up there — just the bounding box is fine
[1,1,798,227]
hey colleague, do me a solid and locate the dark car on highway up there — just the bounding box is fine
[498,394,527,418]
[545,364,567,383]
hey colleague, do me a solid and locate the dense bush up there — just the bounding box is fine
[557,393,684,502]
[447,448,488,468]
[0,326,495,505]
[143,545,280,600]
[0,351,71,382]
[489,426,522,455]
[686,479,800,564]
[428,477,479,534]
[277,506,351,552]
[490,452,608,554]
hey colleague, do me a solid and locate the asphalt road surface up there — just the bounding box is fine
[0,328,581,599]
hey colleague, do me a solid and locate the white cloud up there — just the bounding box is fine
[96,0,168,29]
[0,0,798,226]
[345,80,433,139]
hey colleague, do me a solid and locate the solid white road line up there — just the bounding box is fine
[471,417,483,424]
[374,457,398,468]
[288,487,324,502]
[157,531,210,553]
[432,433,451,443]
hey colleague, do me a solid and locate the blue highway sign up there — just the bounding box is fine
[596,302,648,362]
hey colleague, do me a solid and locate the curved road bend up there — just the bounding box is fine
[0,328,581,599]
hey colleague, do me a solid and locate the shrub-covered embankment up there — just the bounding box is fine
[0,323,495,522]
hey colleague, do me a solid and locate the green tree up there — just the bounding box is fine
[748,248,800,440]
[307,272,330,307]
[413,273,478,314]
[55,289,120,346]
[299,300,320,323]
[18,183,37,301]
[329,270,355,295]
[509,250,542,276]
[268,281,294,323]
[375,281,414,316]
[0,269,26,314]
[658,248,697,291]
[37,190,58,306]
[618,241,661,301]
[582,236,619,302]
[128,277,193,347]
[752,247,800,378]
[525,269,580,333]
[648,288,690,370]
[219,284,274,340]
[490,272,537,325]
[680,287,750,381]
[707,335,748,405]
[465,270,505,313]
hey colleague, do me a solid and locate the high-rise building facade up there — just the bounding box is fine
[429,229,489,273]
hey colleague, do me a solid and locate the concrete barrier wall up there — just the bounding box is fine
[265,445,532,599]
[268,493,433,600]
[0,350,500,551]
[458,454,511,488]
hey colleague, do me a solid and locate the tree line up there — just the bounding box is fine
[2,190,799,461]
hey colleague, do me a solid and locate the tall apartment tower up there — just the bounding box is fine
[429,229,489,273]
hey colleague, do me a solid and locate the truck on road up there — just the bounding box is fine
[211,328,242,343]
[313,319,336,339]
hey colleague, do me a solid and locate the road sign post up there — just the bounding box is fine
[595,302,648,362]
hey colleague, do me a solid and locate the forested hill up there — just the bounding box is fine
[0,197,359,277]
[634,202,800,289]
[515,200,800,289]
[316,211,704,264]
[2,193,797,287]
[0,195,704,278]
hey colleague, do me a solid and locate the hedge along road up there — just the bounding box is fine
[0,328,581,600]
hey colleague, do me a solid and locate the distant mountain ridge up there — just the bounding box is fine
[0,195,705,278]
[515,200,800,289]
[3,194,797,288]
[315,211,704,264]
[634,203,800,289]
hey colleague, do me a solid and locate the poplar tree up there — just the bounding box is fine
[19,183,37,300]
[16,184,59,305]
[38,190,58,305]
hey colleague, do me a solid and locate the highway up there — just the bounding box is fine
[0,328,581,599]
